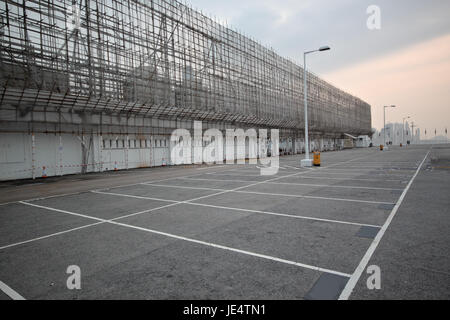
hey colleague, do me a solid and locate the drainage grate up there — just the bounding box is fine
[304,273,349,300]
[378,203,395,210]
[356,226,381,239]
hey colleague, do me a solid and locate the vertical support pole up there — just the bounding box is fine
[402,120,405,146]
[292,136,295,155]
[126,135,129,170]
[304,53,310,160]
[99,135,103,172]
[59,134,63,176]
[81,133,86,174]
[150,134,154,168]
[31,133,36,180]
[383,107,386,148]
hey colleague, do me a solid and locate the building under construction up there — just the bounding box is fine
[0,0,371,180]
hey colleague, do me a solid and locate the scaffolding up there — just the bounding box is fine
[0,0,371,135]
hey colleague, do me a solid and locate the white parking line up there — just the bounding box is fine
[182,176,400,184]
[171,177,403,191]
[321,166,417,170]
[2,168,237,205]
[2,155,372,259]
[185,202,382,228]
[0,281,25,300]
[0,222,104,251]
[205,171,412,179]
[140,183,227,192]
[204,173,281,178]
[330,168,417,172]
[197,165,228,170]
[2,155,374,251]
[305,171,412,177]
[233,191,395,205]
[17,201,351,278]
[92,190,177,203]
[91,189,382,228]
[293,176,405,182]
[95,184,394,207]
[284,165,305,170]
[339,149,431,300]
[2,200,182,251]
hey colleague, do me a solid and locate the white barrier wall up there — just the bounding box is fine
[0,130,347,181]
[0,132,170,180]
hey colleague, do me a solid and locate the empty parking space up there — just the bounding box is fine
[143,178,251,190]
[98,184,221,202]
[0,222,324,299]
[0,203,94,249]
[29,192,171,220]
[190,192,391,226]
[236,183,399,203]
[0,146,435,300]
[277,176,408,189]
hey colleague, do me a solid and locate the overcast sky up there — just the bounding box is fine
[189,0,450,136]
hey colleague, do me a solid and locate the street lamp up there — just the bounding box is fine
[383,105,396,149]
[402,116,411,146]
[301,46,331,167]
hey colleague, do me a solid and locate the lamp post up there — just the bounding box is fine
[402,116,410,146]
[383,105,396,149]
[301,46,331,167]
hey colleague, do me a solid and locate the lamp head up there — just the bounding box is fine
[319,46,331,52]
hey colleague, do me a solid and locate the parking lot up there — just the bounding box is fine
[1,145,448,300]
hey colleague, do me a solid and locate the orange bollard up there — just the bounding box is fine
[313,152,321,167]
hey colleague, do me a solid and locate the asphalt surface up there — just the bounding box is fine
[351,145,450,299]
[0,145,448,300]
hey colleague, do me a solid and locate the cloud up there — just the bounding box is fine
[323,33,450,131]
[187,0,450,132]
[188,0,450,72]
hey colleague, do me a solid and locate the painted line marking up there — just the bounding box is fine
[92,190,382,228]
[233,191,395,205]
[339,149,431,300]
[91,191,178,203]
[0,222,103,251]
[318,167,417,171]
[284,165,304,170]
[140,183,227,192]
[304,171,413,178]
[0,281,25,300]
[197,165,227,170]
[289,176,405,182]
[17,201,351,278]
[180,176,402,183]
[205,172,296,177]
[206,171,413,179]
[150,178,404,191]
[185,202,382,228]
[2,200,182,251]
[2,167,237,205]
[105,183,395,205]
[0,153,369,205]
[3,154,373,251]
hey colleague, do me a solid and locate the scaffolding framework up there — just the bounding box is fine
[0,0,371,135]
